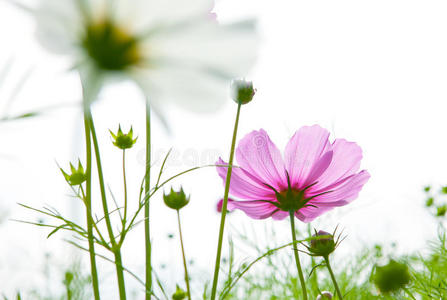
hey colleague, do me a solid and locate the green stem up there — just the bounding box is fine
[86,109,116,246]
[289,211,308,300]
[122,149,128,227]
[66,282,72,300]
[80,185,109,249]
[323,256,343,300]
[403,287,416,300]
[144,101,152,299]
[114,249,127,300]
[177,210,191,300]
[307,224,318,290]
[210,103,242,300]
[86,109,126,298]
[83,107,101,300]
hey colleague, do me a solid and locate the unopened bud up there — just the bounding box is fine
[231,79,256,105]
[316,291,333,299]
[163,187,190,210]
[172,285,187,300]
[373,260,411,294]
[436,205,446,217]
[60,160,87,186]
[110,125,137,150]
[309,230,336,257]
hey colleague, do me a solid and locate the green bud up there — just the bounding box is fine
[309,230,336,257]
[163,187,190,210]
[441,186,447,194]
[109,125,137,150]
[172,285,187,300]
[436,205,447,217]
[60,160,87,186]
[373,260,411,294]
[64,271,74,286]
[425,197,434,207]
[231,79,256,105]
[423,185,431,193]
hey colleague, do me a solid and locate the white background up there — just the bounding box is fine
[0,0,447,298]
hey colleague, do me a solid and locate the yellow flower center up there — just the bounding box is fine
[82,19,141,71]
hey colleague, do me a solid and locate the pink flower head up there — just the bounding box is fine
[216,125,370,222]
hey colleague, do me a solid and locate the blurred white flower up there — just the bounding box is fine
[34,0,257,114]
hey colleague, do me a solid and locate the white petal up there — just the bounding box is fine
[133,66,228,113]
[34,0,82,55]
[113,0,215,34]
[146,19,258,78]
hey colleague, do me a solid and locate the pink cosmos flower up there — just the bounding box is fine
[216,125,370,222]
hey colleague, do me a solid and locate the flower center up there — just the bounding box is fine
[275,188,308,212]
[82,19,141,71]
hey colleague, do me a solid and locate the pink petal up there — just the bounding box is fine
[303,150,333,187]
[220,199,279,220]
[217,198,234,212]
[271,210,289,220]
[284,125,332,189]
[216,158,274,200]
[308,170,371,206]
[295,205,334,223]
[313,139,363,190]
[235,129,287,190]
[294,170,370,222]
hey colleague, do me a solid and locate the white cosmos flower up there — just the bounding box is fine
[34,0,257,115]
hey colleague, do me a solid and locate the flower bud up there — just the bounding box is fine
[441,186,447,194]
[163,187,190,210]
[60,160,87,186]
[373,260,411,294]
[316,291,333,299]
[172,285,187,300]
[109,125,137,149]
[425,197,434,207]
[309,230,336,257]
[231,79,256,105]
[436,205,446,217]
[64,271,74,286]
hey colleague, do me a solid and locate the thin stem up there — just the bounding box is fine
[210,103,242,300]
[87,109,126,298]
[114,249,127,300]
[68,240,161,299]
[83,107,101,300]
[403,287,417,300]
[86,109,116,247]
[289,211,308,300]
[177,210,191,300]
[144,101,152,299]
[122,150,128,228]
[307,224,318,290]
[79,185,109,248]
[323,256,343,300]
[66,281,72,300]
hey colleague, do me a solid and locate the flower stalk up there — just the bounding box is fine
[122,149,128,226]
[289,211,308,300]
[87,109,127,299]
[210,102,242,300]
[177,210,191,300]
[144,101,152,299]
[82,106,101,300]
[323,255,343,300]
